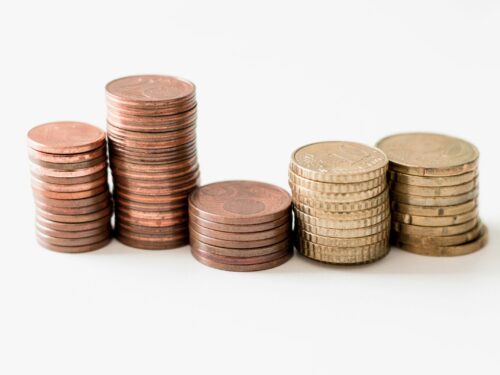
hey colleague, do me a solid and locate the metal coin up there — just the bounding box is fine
[33,190,110,208]
[191,250,292,272]
[31,175,108,193]
[189,227,290,249]
[28,144,106,164]
[189,221,291,242]
[30,161,107,178]
[29,154,107,170]
[36,222,112,239]
[390,188,479,206]
[390,177,478,197]
[296,225,390,247]
[388,169,478,187]
[115,221,187,235]
[294,189,389,212]
[392,217,478,236]
[390,198,477,217]
[189,237,292,258]
[297,217,391,238]
[293,199,389,220]
[391,207,478,227]
[115,232,188,250]
[188,211,290,233]
[291,183,386,203]
[36,205,112,223]
[191,246,290,266]
[288,171,386,193]
[36,230,111,247]
[32,184,107,200]
[36,237,111,253]
[35,198,111,215]
[30,169,107,185]
[36,214,111,232]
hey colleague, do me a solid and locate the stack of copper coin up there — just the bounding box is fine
[106,75,199,250]
[27,121,112,252]
[289,141,391,264]
[188,181,293,271]
[376,133,488,256]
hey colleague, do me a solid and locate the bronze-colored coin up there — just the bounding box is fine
[28,144,106,164]
[391,222,483,247]
[110,155,197,173]
[189,237,292,258]
[37,229,110,247]
[36,214,111,232]
[296,238,390,265]
[35,197,111,215]
[36,222,111,239]
[36,205,112,223]
[188,211,290,233]
[391,198,477,217]
[108,139,196,157]
[289,172,386,194]
[33,190,110,208]
[390,178,478,197]
[113,177,198,196]
[30,169,107,185]
[107,131,196,150]
[189,227,290,249]
[114,196,186,212]
[106,99,197,117]
[189,221,290,242]
[37,237,111,253]
[291,183,386,203]
[191,249,292,272]
[189,180,291,225]
[393,224,488,256]
[115,205,187,220]
[114,188,190,204]
[297,217,391,238]
[391,207,478,227]
[192,246,291,266]
[392,217,478,236]
[28,121,106,154]
[390,188,479,206]
[293,199,389,220]
[29,154,107,170]
[296,225,390,247]
[294,206,390,229]
[376,133,479,176]
[115,232,188,250]
[107,122,196,141]
[115,214,188,230]
[112,171,199,189]
[32,184,107,200]
[115,221,187,235]
[31,175,107,193]
[107,106,197,126]
[109,148,197,165]
[30,161,107,178]
[388,169,478,187]
[111,163,198,181]
[115,209,188,227]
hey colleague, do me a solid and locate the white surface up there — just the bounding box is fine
[1,1,499,374]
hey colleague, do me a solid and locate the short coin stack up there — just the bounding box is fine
[188,181,293,271]
[28,122,112,252]
[289,141,391,264]
[106,75,200,250]
[376,133,488,256]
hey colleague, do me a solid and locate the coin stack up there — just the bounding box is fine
[106,75,200,250]
[188,181,293,271]
[289,141,391,264]
[27,121,112,253]
[376,133,488,256]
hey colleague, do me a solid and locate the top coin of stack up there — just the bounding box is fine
[105,75,200,250]
[188,181,293,271]
[376,133,488,256]
[27,121,113,253]
[289,141,391,264]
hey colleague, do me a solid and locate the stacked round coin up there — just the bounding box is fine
[289,141,391,264]
[27,121,112,252]
[106,75,199,250]
[376,133,488,256]
[188,181,293,271]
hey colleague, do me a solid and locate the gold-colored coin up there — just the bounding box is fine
[391,207,478,227]
[290,141,388,183]
[294,206,390,229]
[376,133,479,176]
[296,238,390,264]
[388,169,477,187]
[390,178,477,197]
[295,226,390,247]
[294,189,389,212]
[293,199,389,220]
[297,217,390,238]
[292,183,386,203]
[288,171,386,193]
[392,218,478,236]
[390,187,479,206]
[391,198,477,217]
[393,225,488,256]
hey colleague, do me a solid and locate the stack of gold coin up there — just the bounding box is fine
[105,75,200,250]
[27,122,113,253]
[188,181,293,272]
[376,133,488,256]
[289,141,391,264]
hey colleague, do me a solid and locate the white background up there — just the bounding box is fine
[1,1,499,374]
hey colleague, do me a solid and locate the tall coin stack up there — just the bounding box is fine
[289,142,391,264]
[28,122,112,252]
[188,181,293,271]
[376,133,488,256]
[106,75,200,250]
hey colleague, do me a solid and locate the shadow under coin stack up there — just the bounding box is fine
[106,75,200,249]
[289,142,391,264]
[27,122,112,252]
[188,181,293,271]
[376,133,488,256]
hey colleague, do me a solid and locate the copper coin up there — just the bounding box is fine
[188,211,290,233]
[115,205,187,220]
[107,132,196,150]
[36,237,111,253]
[115,210,187,227]
[189,221,291,241]
[35,197,111,215]
[189,237,292,258]
[29,154,107,170]
[106,99,196,117]
[115,234,188,250]
[112,172,199,189]
[113,178,198,196]
[115,220,187,235]
[36,213,111,232]
[114,188,189,204]
[111,163,198,181]
[37,229,110,247]
[109,148,197,165]
[28,122,106,154]
[114,196,185,212]
[30,169,107,185]
[192,245,291,266]
[31,175,108,193]
[32,184,107,200]
[189,181,292,225]
[33,190,110,208]
[107,122,196,141]
[115,226,188,241]
[28,144,107,164]
[36,205,112,223]
[189,227,290,249]
[107,106,197,125]
[36,222,112,239]
[30,161,107,178]
[191,250,292,272]
[110,155,197,173]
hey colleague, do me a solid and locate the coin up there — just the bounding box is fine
[390,188,479,206]
[36,222,111,239]
[296,225,390,247]
[188,211,290,233]
[28,144,106,164]
[390,178,477,197]
[36,230,111,247]
[115,221,187,235]
[289,172,386,193]
[189,221,290,241]
[31,169,107,185]
[36,237,111,253]
[192,245,290,266]
[35,198,111,215]
[391,222,483,247]
[34,190,110,208]
[36,205,112,223]
[32,184,107,200]
[29,154,107,170]
[191,250,292,272]
[293,199,389,220]
[30,161,107,178]
[390,199,477,217]
[293,189,389,212]
[31,175,108,193]
[297,217,390,238]
[189,227,290,249]
[391,207,478,227]
[392,218,478,236]
[115,232,188,250]
[189,237,292,258]
[388,169,477,187]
